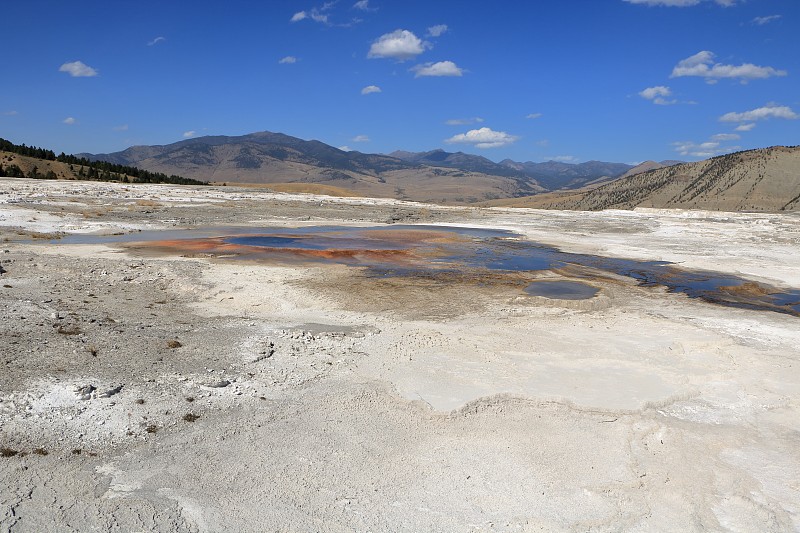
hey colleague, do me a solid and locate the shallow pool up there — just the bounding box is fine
[54,224,800,316]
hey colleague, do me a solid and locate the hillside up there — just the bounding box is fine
[0,139,204,186]
[83,132,545,203]
[485,146,800,212]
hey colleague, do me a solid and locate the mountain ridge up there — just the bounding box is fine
[82,131,637,201]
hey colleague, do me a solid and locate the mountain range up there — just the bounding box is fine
[389,149,638,191]
[81,131,646,203]
[5,132,798,212]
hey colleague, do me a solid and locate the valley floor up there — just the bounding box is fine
[1,178,799,532]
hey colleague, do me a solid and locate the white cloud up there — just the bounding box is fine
[183,131,196,138]
[59,60,98,77]
[279,56,298,64]
[309,11,329,23]
[3,110,19,116]
[353,0,372,10]
[719,104,798,123]
[338,145,352,151]
[671,51,787,82]
[368,29,428,61]
[639,85,677,105]
[427,24,448,37]
[753,15,781,25]
[63,117,76,125]
[147,36,166,46]
[639,86,671,99]
[445,117,484,126]
[411,60,463,78]
[292,3,337,24]
[734,123,756,132]
[361,85,381,95]
[526,113,543,119]
[623,0,738,6]
[710,133,740,141]
[550,155,578,163]
[445,127,519,149]
[673,140,740,158]
[673,141,725,157]
[113,124,129,131]
[352,135,370,142]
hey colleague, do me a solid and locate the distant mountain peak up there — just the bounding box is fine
[79,130,646,201]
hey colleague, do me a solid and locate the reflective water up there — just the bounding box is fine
[54,224,800,316]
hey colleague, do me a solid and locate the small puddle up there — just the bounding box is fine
[525,281,600,300]
[53,224,800,316]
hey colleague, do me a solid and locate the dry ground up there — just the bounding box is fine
[1,177,799,532]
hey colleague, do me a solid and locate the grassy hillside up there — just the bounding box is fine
[0,138,206,186]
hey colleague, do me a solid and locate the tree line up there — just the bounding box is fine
[0,138,207,186]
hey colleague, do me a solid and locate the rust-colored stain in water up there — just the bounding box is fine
[111,224,800,316]
[123,227,469,268]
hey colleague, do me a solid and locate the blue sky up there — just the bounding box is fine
[2,0,798,164]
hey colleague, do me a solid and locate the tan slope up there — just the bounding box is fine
[479,190,589,209]
[224,182,364,198]
[490,146,800,212]
[134,156,542,204]
[1,151,79,179]
[2,150,538,204]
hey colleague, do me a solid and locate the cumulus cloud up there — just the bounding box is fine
[352,135,370,142]
[445,127,519,149]
[147,36,166,46]
[411,60,463,78]
[338,145,352,152]
[368,29,428,61]
[623,0,737,6]
[63,117,77,125]
[639,86,677,105]
[734,123,756,132]
[59,60,98,77]
[753,15,781,25]
[291,3,340,24]
[710,133,740,141]
[427,24,448,37]
[183,131,196,138]
[279,56,298,64]
[671,51,787,82]
[445,117,484,126]
[673,133,742,157]
[526,113,543,119]
[672,140,738,158]
[719,104,798,123]
[361,85,381,95]
[550,155,578,163]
